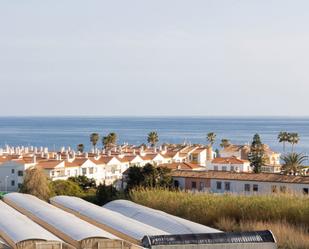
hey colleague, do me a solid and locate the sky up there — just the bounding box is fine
[0,0,309,116]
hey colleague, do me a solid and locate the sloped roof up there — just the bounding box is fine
[171,170,309,184]
[211,157,249,164]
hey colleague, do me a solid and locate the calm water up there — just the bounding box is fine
[0,117,308,155]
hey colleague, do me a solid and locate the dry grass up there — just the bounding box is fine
[216,218,309,249]
[130,188,309,249]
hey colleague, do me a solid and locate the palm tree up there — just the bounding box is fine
[207,132,216,146]
[277,131,289,153]
[109,132,117,145]
[102,132,118,149]
[90,133,100,151]
[147,131,159,147]
[289,133,300,152]
[220,139,231,148]
[281,152,307,175]
[77,144,84,153]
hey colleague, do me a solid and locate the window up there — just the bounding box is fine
[174,180,179,188]
[280,186,287,193]
[89,167,94,174]
[253,184,259,192]
[222,166,227,171]
[11,169,15,174]
[18,183,22,189]
[199,182,205,191]
[225,182,230,191]
[230,166,234,172]
[11,180,15,186]
[271,185,278,193]
[244,184,250,192]
[82,168,87,175]
[18,171,23,177]
[303,188,309,195]
[214,166,218,171]
[216,181,222,190]
[191,181,197,189]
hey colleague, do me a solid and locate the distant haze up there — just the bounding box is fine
[0,1,309,116]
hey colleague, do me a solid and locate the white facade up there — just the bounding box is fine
[0,161,34,192]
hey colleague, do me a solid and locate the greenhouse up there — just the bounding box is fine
[0,201,66,249]
[3,193,122,249]
[104,200,220,234]
[50,196,168,245]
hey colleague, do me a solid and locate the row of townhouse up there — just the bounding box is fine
[172,170,309,195]
[0,142,283,192]
[0,143,216,192]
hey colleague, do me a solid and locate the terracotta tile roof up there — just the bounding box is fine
[37,160,63,169]
[117,155,138,163]
[65,158,88,167]
[159,162,202,170]
[93,156,118,164]
[212,157,249,164]
[171,170,309,184]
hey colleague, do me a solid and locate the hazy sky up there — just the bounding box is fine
[0,1,309,116]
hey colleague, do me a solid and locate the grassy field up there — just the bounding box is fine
[130,188,309,249]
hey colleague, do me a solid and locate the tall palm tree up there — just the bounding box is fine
[220,139,231,148]
[77,144,84,153]
[277,131,289,153]
[90,133,100,151]
[207,132,216,146]
[147,131,159,147]
[102,132,118,149]
[289,133,299,152]
[281,152,307,175]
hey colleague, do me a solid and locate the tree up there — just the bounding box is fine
[68,176,96,190]
[289,133,299,152]
[96,183,119,205]
[126,166,144,190]
[157,167,172,187]
[248,134,266,173]
[77,144,85,153]
[277,132,289,153]
[207,132,216,146]
[126,163,172,190]
[102,132,118,149]
[220,139,231,148]
[147,131,159,147]
[142,164,159,188]
[20,167,51,200]
[50,180,83,196]
[90,133,100,151]
[281,153,307,175]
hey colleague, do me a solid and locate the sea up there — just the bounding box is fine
[0,117,309,157]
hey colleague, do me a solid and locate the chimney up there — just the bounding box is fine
[107,150,112,157]
[85,152,88,159]
[32,155,37,164]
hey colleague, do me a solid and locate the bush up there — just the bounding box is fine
[50,180,83,197]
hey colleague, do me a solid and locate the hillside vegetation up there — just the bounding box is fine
[130,189,309,249]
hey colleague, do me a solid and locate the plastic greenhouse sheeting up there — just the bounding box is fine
[3,193,119,245]
[104,200,221,234]
[50,196,168,243]
[0,201,62,248]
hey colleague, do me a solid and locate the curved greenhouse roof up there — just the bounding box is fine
[104,200,221,234]
[0,201,61,248]
[50,196,168,244]
[3,193,120,248]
